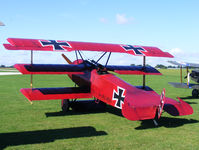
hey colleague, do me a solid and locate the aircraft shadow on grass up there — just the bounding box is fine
[0,126,107,150]
[135,117,199,130]
[45,106,123,118]
[45,106,198,130]
[45,109,106,117]
[180,96,199,101]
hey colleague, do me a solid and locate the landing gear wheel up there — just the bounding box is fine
[192,89,199,98]
[61,99,69,112]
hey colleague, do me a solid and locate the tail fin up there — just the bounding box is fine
[158,88,166,119]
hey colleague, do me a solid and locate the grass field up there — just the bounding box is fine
[0,69,199,150]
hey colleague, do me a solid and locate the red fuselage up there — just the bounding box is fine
[70,69,161,121]
[68,59,193,121]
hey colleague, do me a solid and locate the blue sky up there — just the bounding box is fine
[0,0,199,66]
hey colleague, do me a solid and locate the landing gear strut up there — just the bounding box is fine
[192,89,199,98]
[61,99,107,112]
[153,119,159,126]
[61,99,70,113]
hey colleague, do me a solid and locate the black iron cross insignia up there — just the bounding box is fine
[121,45,146,55]
[112,86,125,109]
[40,40,71,50]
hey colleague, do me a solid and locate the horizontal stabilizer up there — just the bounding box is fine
[20,87,93,101]
[164,97,193,116]
[15,64,86,74]
[4,38,173,58]
[106,65,161,75]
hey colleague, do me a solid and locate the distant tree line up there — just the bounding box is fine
[0,65,14,68]
[130,64,181,69]
[130,64,152,67]
[155,64,196,69]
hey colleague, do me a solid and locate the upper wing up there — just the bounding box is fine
[106,65,161,75]
[4,38,173,58]
[168,60,199,67]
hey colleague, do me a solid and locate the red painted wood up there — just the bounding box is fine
[4,38,173,58]
[20,88,92,101]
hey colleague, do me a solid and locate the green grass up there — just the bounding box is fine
[0,69,199,150]
[0,68,18,72]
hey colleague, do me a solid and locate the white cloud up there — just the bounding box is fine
[0,21,5,26]
[170,48,184,56]
[169,48,199,63]
[116,14,133,25]
[99,18,108,23]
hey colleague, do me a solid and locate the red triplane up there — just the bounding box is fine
[3,38,193,125]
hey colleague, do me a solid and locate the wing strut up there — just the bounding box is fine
[96,52,107,63]
[30,50,33,89]
[77,50,84,61]
[30,50,33,104]
[180,65,182,83]
[75,50,79,64]
[142,56,146,89]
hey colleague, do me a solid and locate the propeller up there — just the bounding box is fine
[62,54,72,64]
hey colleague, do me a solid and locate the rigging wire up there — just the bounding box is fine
[96,52,107,63]
[105,52,112,67]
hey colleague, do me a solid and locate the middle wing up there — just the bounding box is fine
[15,63,161,75]
[14,64,86,74]
[106,65,161,75]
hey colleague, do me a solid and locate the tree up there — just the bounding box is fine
[155,64,167,69]
[0,65,5,68]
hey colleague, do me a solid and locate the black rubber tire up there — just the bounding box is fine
[61,99,69,112]
[192,89,199,98]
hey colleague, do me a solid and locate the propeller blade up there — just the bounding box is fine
[62,54,72,64]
